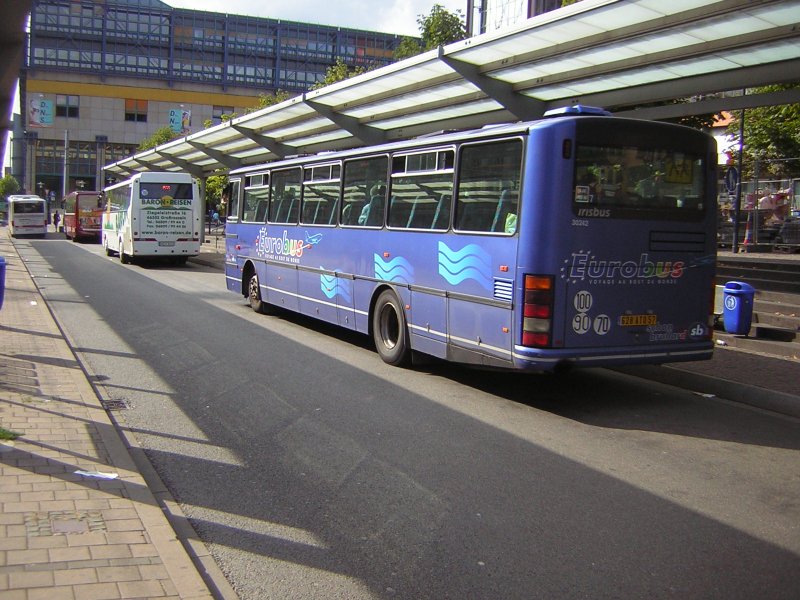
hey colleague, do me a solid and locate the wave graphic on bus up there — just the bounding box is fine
[320,271,352,303]
[374,254,413,284]
[437,242,493,290]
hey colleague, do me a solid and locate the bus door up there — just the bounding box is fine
[224,180,243,293]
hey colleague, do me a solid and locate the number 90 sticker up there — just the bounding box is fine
[572,291,610,335]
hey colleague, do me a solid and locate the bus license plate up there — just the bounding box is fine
[158,241,175,247]
[619,314,657,326]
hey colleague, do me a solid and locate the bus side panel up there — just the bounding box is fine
[439,235,515,365]
[408,289,447,359]
[265,262,299,312]
[298,265,339,325]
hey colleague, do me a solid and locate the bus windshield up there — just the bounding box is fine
[574,144,706,219]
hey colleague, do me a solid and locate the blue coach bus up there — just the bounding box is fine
[224,108,717,371]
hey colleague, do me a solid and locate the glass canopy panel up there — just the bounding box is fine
[374,99,500,130]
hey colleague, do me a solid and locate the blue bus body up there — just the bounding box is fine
[225,114,716,371]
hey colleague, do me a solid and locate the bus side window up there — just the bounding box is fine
[343,156,388,228]
[456,140,522,234]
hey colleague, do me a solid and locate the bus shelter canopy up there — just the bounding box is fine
[104,0,800,179]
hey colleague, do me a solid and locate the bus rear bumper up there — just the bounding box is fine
[511,343,714,372]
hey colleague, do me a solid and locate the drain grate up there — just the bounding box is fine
[101,399,130,411]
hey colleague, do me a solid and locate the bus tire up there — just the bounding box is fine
[372,289,410,366]
[248,272,267,314]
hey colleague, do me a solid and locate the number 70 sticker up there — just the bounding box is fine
[572,291,610,335]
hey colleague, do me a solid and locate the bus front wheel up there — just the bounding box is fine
[248,273,267,314]
[372,290,410,366]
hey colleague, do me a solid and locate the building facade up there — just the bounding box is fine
[466,0,561,37]
[13,0,402,198]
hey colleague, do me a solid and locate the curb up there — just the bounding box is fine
[614,364,800,419]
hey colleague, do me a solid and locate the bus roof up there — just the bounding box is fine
[104,171,195,192]
[8,195,45,202]
[228,113,616,178]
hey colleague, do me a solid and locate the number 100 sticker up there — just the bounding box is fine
[572,291,610,335]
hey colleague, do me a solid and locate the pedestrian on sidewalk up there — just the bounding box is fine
[53,210,61,232]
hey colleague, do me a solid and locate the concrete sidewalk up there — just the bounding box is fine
[0,232,218,599]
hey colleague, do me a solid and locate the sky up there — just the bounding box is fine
[164,0,468,37]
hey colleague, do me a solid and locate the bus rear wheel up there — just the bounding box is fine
[372,290,410,366]
[248,273,267,314]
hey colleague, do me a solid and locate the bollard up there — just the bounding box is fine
[0,256,6,311]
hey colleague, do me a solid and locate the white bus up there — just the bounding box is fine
[8,195,47,237]
[102,172,201,264]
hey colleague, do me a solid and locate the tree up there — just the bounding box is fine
[204,173,228,212]
[418,4,466,50]
[137,126,181,152]
[727,84,800,179]
[0,174,21,199]
[311,59,366,91]
[393,4,466,61]
[394,36,423,61]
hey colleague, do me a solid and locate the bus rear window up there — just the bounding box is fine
[14,201,45,214]
[574,145,706,219]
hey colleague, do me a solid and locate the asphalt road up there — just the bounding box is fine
[18,236,800,600]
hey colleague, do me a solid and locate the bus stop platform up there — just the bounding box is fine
[1,228,799,599]
[0,231,227,599]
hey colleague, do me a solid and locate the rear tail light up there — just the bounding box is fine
[522,274,554,347]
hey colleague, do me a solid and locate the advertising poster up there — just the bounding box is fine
[29,98,53,128]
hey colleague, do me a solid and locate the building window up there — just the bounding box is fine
[124,99,148,122]
[212,105,234,126]
[56,95,79,118]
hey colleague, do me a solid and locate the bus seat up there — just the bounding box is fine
[491,189,517,232]
[431,193,450,229]
[254,200,268,222]
[365,195,385,226]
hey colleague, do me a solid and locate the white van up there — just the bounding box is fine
[102,172,201,264]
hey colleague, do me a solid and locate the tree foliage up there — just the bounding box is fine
[393,4,466,60]
[394,36,423,61]
[137,126,181,152]
[204,173,228,210]
[311,60,366,91]
[419,4,466,50]
[726,84,800,179]
[203,91,293,128]
[0,174,21,199]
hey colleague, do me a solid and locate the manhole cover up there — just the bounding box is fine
[101,399,130,411]
[52,518,90,534]
[24,511,107,536]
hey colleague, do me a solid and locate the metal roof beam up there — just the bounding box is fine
[186,140,241,169]
[614,87,800,120]
[567,60,800,114]
[439,49,545,120]
[230,124,293,159]
[154,152,204,178]
[303,95,386,145]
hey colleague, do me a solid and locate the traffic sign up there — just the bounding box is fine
[724,167,739,194]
